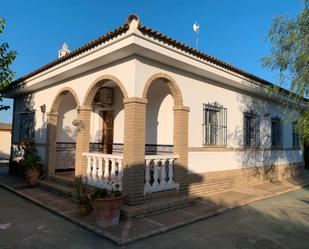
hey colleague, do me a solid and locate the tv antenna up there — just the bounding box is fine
[193,22,200,49]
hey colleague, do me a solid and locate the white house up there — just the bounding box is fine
[3,15,306,205]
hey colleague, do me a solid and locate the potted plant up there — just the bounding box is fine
[90,183,125,228]
[74,175,91,216]
[24,147,41,187]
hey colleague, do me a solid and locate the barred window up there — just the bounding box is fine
[203,102,227,146]
[271,117,282,147]
[292,122,300,147]
[19,111,35,141]
[243,112,260,147]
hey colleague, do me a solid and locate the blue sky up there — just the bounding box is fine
[0,0,304,123]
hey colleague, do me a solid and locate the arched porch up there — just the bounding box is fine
[49,73,190,206]
[46,87,80,175]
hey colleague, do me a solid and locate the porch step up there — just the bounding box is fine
[48,173,75,187]
[121,194,195,218]
[37,179,76,200]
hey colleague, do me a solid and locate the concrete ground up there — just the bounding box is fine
[1,185,309,249]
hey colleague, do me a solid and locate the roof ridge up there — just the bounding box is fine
[137,23,307,101]
[11,23,129,87]
[7,15,308,102]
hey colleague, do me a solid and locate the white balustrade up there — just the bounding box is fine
[82,152,123,190]
[144,154,179,194]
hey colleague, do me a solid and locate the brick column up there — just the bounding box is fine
[122,97,147,205]
[75,106,91,175]
[173,106,190,193]
[46,112,58,175]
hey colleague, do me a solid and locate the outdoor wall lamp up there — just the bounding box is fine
[40,104,46,113]
[72,118,82,127]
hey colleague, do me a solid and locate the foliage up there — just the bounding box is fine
[262,0,309,143]
[295,108,309,145]
[20,140,41,169]
[0,17,16,111]
[91,182,122,199]
[74,175,91,207]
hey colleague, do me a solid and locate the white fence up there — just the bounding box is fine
[144,154,179,194]
[83,152,179,194]
[82,152,123,189]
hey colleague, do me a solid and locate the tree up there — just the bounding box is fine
[262,0,309,144]
[0,17,17,111]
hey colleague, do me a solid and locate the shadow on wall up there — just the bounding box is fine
[229,93,301,180]
[146,79,174,155]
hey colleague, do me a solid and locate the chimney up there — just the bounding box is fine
[58,42,70,58]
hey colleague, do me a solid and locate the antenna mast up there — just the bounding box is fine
[193,22,200,49]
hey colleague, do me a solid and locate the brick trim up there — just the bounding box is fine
[122,99,147,205]
[83,75,128,107]
[173,106,190,112]
[188,162,304,197]
[123,97,148,104]
[142,73,184,107]
[46,88,79,175]
[75,107,91,175]
[50,87,80,113]
[188,147,302,152]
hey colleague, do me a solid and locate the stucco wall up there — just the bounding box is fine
[146,79,173,145]
[56,93,77,142]
[0,130,11,159]
[11,59,135,161]
[133,57,303,173]
[11,56,303,173]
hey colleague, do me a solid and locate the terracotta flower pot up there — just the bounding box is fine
[91,194,125,228]
[79,204,91,216]
[25,168,40,187]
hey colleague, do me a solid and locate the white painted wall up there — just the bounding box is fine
[56,93,77,142]
[12,59,135,160]
[133,57,303,173]
[146,79,173,145]
[188,150,303,174]
[11,55,303,173]
[0,130,11,159]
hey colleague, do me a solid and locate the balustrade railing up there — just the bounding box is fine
[144,154,179,194]
[82,152,179,194]
[82,152,123,189]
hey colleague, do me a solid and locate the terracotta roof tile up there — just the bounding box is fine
[0,123,12,131]
[7,15,308,102]
[10,24,129,87]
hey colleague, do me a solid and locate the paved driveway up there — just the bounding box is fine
[0,186,309,249]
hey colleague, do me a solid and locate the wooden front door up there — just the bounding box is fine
[102,111,114,154]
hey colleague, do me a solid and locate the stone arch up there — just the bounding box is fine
[50,87,80,114]
[46,87,79,175]
[142,73,184,107]
[82,75,128,108]
[143,73,189,193]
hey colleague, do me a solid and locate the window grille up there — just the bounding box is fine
[203,102,227,146]
[271,117,282,147]
[19,111,35,141]
[292,122,300,147]
[243,112,260,147]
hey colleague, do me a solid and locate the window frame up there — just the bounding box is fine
[292,122,300,147]
[202,102,227,146]
[243,111,260,147]
[271,116,282,148]
[19,111,36,141]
